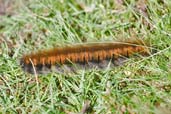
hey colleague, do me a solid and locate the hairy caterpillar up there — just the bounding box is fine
[20,39,150,74]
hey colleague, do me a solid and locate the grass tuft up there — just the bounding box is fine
[0,0,171,113]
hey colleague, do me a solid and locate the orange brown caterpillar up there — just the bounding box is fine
[20,39,150,74]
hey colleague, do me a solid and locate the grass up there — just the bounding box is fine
[0,0,171,113]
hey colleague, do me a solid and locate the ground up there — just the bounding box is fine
[0,0,171,113]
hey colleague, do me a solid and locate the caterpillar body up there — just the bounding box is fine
[20,39,150,74]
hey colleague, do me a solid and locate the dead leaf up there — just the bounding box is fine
[0,0,5,15]
[80,100,91,114]
[136,0,148,17]
[0,0,16,16]
[78,2,95,13]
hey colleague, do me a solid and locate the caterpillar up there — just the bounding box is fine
[20,39,150,74]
